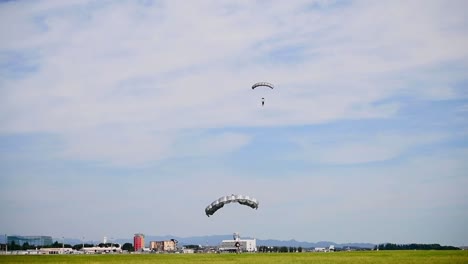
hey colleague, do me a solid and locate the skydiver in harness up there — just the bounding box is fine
[252,82,273,107]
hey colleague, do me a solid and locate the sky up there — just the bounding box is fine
[0,0,467,246]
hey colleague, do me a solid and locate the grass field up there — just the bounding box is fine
[1,251,467,264]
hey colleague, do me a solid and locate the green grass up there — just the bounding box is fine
[1,251,467,264]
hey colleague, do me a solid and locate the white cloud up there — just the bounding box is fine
[56,128,252,166]
[60,128,174,166]
[1,1,466,166]
[1,1,465,166]
[173,132,252,158]
[291,132,448,164]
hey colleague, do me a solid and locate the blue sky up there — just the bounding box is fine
[1,0,467,246]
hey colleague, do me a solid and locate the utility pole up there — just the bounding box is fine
[4,234,7,254]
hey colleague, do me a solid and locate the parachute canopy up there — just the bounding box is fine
[205,194,259,217]
[252,82,274,89]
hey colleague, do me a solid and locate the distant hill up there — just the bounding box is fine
[66,234,374,249]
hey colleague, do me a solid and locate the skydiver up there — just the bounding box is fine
[262,98,265,106]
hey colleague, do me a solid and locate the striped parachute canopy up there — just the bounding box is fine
[251,82,274,89]
[205,194,259,217]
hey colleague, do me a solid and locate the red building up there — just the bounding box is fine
[133,233,145,251]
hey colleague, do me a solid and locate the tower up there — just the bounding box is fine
[133,233,145,251]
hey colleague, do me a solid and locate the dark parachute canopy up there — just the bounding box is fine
[205,194,259,217]
[252,82,274,90]
[252,82,274,106]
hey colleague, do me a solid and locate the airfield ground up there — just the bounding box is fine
[0,250,467,264]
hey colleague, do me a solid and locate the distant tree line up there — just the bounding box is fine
[5,241,134,252]
[258,246,303,253]
[375,243,460,250]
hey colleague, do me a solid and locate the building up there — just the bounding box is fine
[149,240,177,252]
[81,244,122,254]
[149,241,162,251]
[219,238,257,253]
[313,245,335,252]
[133,234,145,251]
[182,248,195,254]
[39,248,74,254]
[7,236,53,247]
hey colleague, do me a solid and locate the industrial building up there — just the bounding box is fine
[133,234,145,251]
[7,236,53,247]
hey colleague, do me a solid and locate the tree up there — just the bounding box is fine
[377,243,460,250]
[185,245,202,250]
[122,243,134,252]
[72,244,82,250]
[9,241,21,251]
[72,244,93,250]
[22,242,33,250]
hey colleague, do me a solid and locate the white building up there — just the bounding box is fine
[39,248,74,254]
[81,244,122,254]
[314,245,335,252]
[182,248,195,254]
[219,239,257,252]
